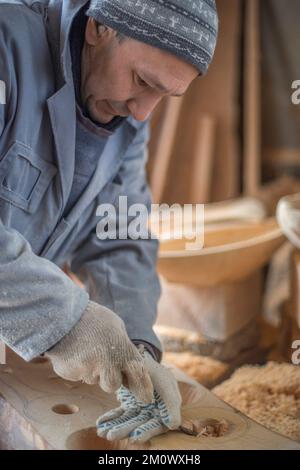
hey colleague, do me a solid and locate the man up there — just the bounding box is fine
[0,0,218,442]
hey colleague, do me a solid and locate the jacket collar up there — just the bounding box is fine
[44,1,141,218]
[46,0,88,85]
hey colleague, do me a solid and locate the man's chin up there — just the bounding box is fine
[85,100,114,125]
[95,114,114,125]
[90,109,114,124]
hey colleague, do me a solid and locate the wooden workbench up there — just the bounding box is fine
[0,349,299,450]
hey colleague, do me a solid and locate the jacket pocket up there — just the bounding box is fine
[0,141,57,213]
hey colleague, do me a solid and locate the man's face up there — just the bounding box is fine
[81,18,199,124]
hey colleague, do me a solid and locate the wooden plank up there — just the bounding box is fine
[189,115,216,203]
[290,249,300,329]
[0,349,298,450]
[244,0,262,195]
[157,0,242,204]
[148,97,184,204]
[0,395,52,450]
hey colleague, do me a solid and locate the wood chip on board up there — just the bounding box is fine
[180,418,229,437]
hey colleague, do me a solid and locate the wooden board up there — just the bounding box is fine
[189,115,216,203]
[290,249,300,329]
[244,0,262,195]
[0,349,298,450]
[148,96,184,204]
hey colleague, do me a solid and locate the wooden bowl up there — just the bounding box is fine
[150,197,266,240]
[158,218,285,286]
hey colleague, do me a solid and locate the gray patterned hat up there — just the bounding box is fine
[86,0,219,75]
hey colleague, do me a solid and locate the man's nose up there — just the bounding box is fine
[127,94,162,121]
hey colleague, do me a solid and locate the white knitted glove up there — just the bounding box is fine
[277,193,300,249]
[45,301,153,403]
[96,350,182,443]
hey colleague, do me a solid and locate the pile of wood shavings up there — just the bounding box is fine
[213,362,300,442]
[164,351,229,388]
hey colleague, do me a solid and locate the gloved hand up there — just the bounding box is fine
[277,193,300,249]
[96,350,182,443]
[45,301,153,403]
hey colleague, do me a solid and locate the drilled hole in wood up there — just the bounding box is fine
[66,427,146,450]
[30,357,49,364]
[180,406,248,441]
[52,404,79,415]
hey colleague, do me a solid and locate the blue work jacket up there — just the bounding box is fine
[0,0,162,360]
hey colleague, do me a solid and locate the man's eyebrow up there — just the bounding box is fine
[140,73,185,97]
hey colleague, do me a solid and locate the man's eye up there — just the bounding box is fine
[137,76,148,87]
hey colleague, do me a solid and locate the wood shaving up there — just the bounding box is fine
[180,418,229,437]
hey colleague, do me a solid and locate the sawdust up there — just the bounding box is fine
[164,351,229,388]
[213,362,300,442]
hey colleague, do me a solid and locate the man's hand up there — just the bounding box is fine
[96,351,182,443]
[45,301,153,403]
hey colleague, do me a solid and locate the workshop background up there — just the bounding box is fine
[146,0,300,443]
[1,0,300,450]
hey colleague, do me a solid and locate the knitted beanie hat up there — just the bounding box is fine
[86,0,219,75]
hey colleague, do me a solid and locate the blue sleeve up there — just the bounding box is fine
[0,220,89,360]
[0,17,90,361]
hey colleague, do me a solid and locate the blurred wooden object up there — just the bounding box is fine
[189,115,216,203]
[156,219,284,352]
[244,0,262,195]
[156,318,261,363]
[290,250,300,329]
[157,273,262,342]
[263,241,292,327]
[149,196,266,241]
[157,320,280,389]
[254,175,300,216]
[277,300,300,362]
[202,197,266,224]
[148,0,242,204]
[272,247,300,359]
[158,219,284,286]
[148,97,184,203]
[160,317,280,387]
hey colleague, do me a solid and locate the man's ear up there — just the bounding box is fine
[85,17,117,46]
